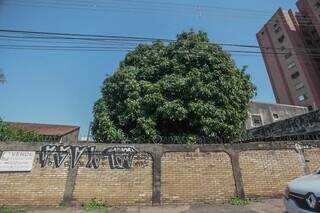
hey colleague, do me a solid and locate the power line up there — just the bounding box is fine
[3,28,320,53]
[3,29,320,61]
[2,1,279,24]
[2,0,273,15]
[1,0,302,24]
[0,29,173,42]
[3,43,320,59]
[0,37,140,47]
[5,0,320,27]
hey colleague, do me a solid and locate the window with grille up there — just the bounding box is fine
[295,82,304,90]
[297,94,308,102]
[252,115,263,127]
[274,26,281,34]
[287,61,296,69]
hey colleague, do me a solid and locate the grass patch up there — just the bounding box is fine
[81,198,111,213]
[0,207,26,213]
[230,197,250,206]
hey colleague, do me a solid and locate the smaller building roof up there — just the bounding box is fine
[250,101,308,109]
[6,122,80,137]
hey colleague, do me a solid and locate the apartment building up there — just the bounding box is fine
[257,2,320,110]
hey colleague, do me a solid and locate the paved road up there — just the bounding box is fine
[12,199,285,213]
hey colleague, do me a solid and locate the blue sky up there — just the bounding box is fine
[0,0,297,136]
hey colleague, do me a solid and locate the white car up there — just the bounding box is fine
[284,170,320,213]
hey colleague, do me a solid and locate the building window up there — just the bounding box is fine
[274,26,281,34]
[295,82,304,90]
[291,72,300,79]
[278,35,285,43]
[252,114,263,127]
[287,61,296,69]
[273,113,279,119]
[284,52,292,59]
[298,94,308,102]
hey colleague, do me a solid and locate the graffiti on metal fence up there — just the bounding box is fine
[39,145,144,170]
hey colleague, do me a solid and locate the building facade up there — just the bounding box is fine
[297,0,320,35]
[257,2,320,110]
[246,101,308,129]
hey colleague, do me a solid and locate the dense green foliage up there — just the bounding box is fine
[0,121,42,142]
[92,31,255,143]
[230,197,250,206]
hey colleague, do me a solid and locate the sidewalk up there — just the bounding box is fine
[2,199,285,213]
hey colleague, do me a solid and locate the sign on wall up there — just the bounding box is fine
[0,151,35,172]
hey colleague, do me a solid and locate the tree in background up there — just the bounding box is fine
[0,70,41,142]
[92,31,256,143]
[0,120,42,142]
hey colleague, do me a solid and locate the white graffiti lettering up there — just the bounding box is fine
[102,146,137,169]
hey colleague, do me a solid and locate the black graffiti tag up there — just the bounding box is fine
[69,146,87,168]
[39,145,139,170]
[86,146,100,169]
[40,145,88,168]
[40,145,59,168]
[102,146,137,169]
[54,145,70,167]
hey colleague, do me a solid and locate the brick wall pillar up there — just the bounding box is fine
[228,149,245,199]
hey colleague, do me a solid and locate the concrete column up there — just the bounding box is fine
[295,143,310,175]
[152,152,161,205]
[228,149,245,199]
[61,166,79,206]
